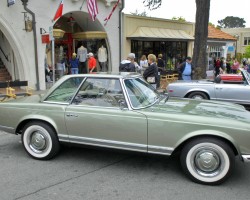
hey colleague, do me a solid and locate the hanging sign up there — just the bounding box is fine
[41,34,50,44]
[7,0,15,7]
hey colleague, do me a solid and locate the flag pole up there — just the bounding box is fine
[80,0,86,10]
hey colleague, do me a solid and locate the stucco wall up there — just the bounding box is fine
[0,0,121,90]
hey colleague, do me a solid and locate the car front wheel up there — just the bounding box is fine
[22,121,60,160]
[188,92,208,100]
[180,138,235,185]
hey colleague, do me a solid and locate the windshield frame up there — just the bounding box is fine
[122,77,160,110]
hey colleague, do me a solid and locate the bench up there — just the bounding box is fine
[0,81,33,101]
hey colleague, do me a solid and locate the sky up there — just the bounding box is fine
[123,0,250,27]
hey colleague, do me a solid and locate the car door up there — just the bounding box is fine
[214,82,250,104]
[65,77,148,152]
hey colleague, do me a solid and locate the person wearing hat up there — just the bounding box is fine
[119,53,136,72]
[69,52,79,74]
[177,56,194,80]
[88,52,97,73]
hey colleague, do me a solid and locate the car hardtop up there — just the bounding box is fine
[41,72,142,101]
[65,72,141,79]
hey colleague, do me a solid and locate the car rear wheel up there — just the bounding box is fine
[180,138,235,185]
[22,121,60,160]
[188,92,208,100]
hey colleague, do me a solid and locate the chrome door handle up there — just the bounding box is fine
[66,113,78,117]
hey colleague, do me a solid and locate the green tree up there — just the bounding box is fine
[130,9,148,17]
[218,16,246,28]
[143,0,162,10]
[245,45,250,58]
[144,0,211,79]
[172,16,186,22]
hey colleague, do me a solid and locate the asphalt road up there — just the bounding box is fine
[1,131,250,200]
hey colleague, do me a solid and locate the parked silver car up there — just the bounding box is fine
[167,69,250,105]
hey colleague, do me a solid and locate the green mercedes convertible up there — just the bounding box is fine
[0,73,250,185]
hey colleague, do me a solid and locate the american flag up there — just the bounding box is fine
[87,0,98,21]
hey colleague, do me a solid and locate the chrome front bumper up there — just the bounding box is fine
[242,155,250,162]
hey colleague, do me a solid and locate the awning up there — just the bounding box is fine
[127,27,194,41]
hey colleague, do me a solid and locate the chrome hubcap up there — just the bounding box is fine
[30,131,47,153]
[195,150,220,172]
[192,95,203,99]
[192,147,223,177]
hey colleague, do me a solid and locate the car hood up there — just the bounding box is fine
[140,98,250,127]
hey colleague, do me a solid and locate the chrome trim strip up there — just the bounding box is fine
[66,135,147,152]
[43,101,69,105]
[58,134,69,142]
[0,125,15,134]
[242,155,250,163]
[148,145,174,155]
[58,135,174,155]
[65,111,144,120]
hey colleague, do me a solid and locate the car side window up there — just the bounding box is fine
[45,77,84,103]
[72,78,125,108]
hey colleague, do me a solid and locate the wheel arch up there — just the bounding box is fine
[173,134,239,157]
[16,119,58,137]
[184,90,210,100]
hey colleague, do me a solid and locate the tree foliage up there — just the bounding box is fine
[131,9,148,17]
[172,16,186,22]
[218,16,246,28]
[245,45,250,58]
[143,0,161,10]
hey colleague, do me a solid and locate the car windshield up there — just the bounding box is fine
[124,78,159,109]
[243,70,250,83]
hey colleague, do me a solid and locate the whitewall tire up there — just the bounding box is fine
[180,138,235,185]
[22,122,60,160]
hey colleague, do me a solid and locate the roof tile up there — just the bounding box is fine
[208,25,236,41]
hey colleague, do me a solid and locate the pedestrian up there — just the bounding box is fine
[157,54,165,73]
[143,54,159,89]
[119,53,136,72]
[226,59,231,74]
[231,58,240,74]
[69,53,79,74]
[88,52,97,73]
[177,56,194,80]
[139,55,148,74]
[214,57,221,77]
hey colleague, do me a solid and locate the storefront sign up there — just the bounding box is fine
[41,34,50,44]
[7,0,15,7]
[228,46,235,52]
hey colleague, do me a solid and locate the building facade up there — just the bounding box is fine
[222,27,250,58]
[0,0,122,90]
[207,26,236,70]
[122,15,195,71]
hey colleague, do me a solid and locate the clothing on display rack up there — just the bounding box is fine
[98,45,107,72]
[77,45,88,73]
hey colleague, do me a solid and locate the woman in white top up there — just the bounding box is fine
[139,55,148,74]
